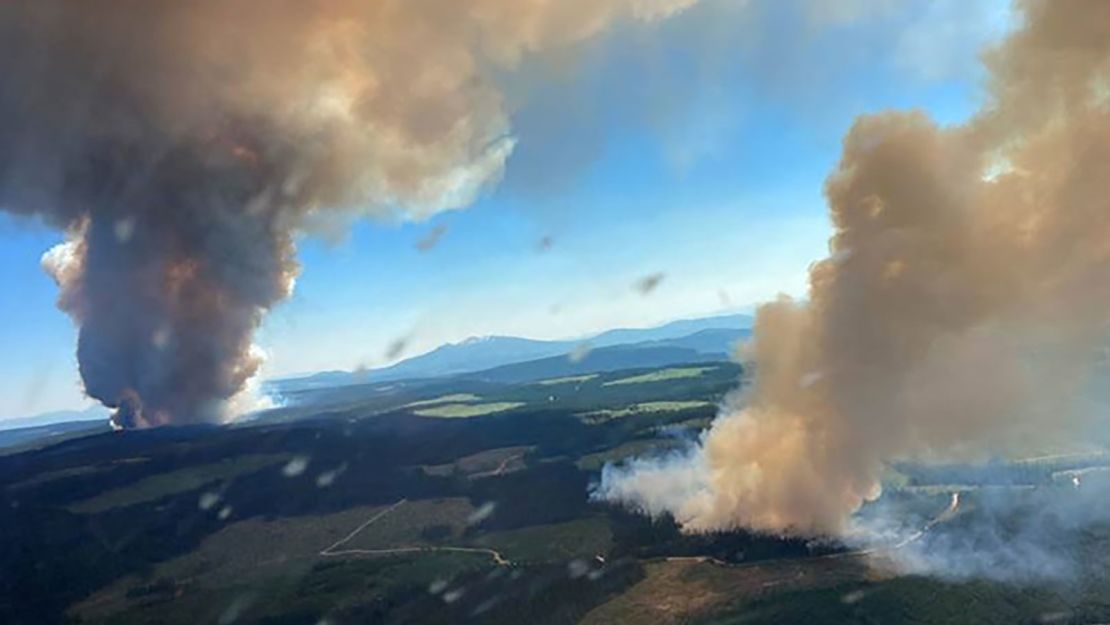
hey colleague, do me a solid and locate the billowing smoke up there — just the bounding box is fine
[0,0,693,428]
[597,0,1110,536]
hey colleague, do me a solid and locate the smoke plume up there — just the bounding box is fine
[0,0,692,428]
[597,0,1110,536]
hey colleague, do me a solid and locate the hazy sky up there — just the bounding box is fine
[0,0,1012,418]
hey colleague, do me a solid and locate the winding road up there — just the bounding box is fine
[319,498,511,566]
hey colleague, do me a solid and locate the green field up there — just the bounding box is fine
[578,400,713,424]
[412,401,525,418]
[603,366,718,386]
[537,374,600,386]
[404,393,482,407]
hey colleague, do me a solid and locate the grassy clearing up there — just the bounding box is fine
[472,517,613,564]
[603,366,717,387]
[578,400,712,424]
[404,393,481,408]
[536,374,599,386]
[344,497,477,549]
[67,454,290,514]
[421,445,533,478]
[412,402,524,418]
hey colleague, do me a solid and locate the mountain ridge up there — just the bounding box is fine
[273,312,752,392]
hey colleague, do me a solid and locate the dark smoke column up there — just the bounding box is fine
[0,0,693,428]
[44,140,300,427]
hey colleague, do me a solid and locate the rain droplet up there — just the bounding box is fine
[385,335,410,360]
[633,272,664,295]
[718,289,732,307]
[416,224,448,251]
[151,325,172,350]
[282,456,310,477]
[568,342,591,363]
[199,492,221,510]
[217,593,256,624]
[113,217,135,243]
[1039,611,1073,624]
[316,464,347,488]
[471,596,500,617]
[567,559,589,579]
[799,371,823,389]
[841,589,866,605]
[467,501,497,526]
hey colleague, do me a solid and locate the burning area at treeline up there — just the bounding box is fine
[596,0,1110,578]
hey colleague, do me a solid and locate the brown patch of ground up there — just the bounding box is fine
[580,554,879,625]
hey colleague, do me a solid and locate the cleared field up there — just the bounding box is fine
[412,401,524,418]
[603,366,718,386]
[699,575,1078,625]
[342,497,477,548]
[536,374,599,386]
[580,555,873,625]
[70,503,490,625]
[422,445,533,478]
[67,453,291,514]
[404,393,481,408]
[69,503,390,619]
[579,400,712,424]
[472,517,613,564]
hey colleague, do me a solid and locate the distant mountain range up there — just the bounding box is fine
[272,313,752,393]
[464,332,741,385]
[0,405,108,435]
[1,313,753,430]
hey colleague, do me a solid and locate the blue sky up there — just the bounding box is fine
[0,0,1013,418]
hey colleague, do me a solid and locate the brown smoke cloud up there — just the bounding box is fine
[0,0,693,428]
[597,0,1110,535]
